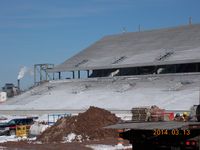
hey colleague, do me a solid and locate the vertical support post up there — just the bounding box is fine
[72,71,75,79]
[87,70,90,78]
[34,64,54,85]
[40,65,42,82]
[52,64,55,80]
[48,114,49,126]
[58,72,61,80]
[34,65,36,85]
[45,64,48,81]
[154,66,157,74]
[53,114,55,124]
[78,70,80,79]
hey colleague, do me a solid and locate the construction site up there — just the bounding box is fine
[1,24,200,150]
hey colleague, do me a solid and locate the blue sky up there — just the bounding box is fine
[0,0,200,89]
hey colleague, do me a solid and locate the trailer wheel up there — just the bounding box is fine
[9,130,16,136]
[196,105,200,122]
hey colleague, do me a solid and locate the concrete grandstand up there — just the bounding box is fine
[1,24,200,115]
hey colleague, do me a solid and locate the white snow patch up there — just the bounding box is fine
[0,135,24,143]
[63,133,84,143]
[116,114,132,121]
[29,122,49,136]
[32,141,42,144]
[63,133,77,143]
[168,82,183,91]
[86,144,132,150]
[28,137,37,141]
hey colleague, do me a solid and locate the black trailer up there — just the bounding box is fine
[107,121,200,150]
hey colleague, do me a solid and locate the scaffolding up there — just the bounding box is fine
[34,64,54,85]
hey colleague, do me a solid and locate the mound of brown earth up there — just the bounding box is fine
[37,106,120,143]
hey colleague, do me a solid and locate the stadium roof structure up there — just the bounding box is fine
[49,24,200,72]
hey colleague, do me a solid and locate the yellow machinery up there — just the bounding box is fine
[16,125,29,137]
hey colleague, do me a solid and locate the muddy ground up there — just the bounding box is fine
[0,107,131,150]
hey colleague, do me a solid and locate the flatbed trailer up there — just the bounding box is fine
[107,121,200,150]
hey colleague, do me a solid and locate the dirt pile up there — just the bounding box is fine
[37,106,120,143]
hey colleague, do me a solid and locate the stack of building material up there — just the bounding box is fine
[150,105,165,121]
[131,107,150,121]
[131,105,165,122]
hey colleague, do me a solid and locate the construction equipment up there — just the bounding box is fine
[106,105,200,150]
[16,125,29,137]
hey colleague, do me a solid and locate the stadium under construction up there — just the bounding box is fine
[1,24,200,115]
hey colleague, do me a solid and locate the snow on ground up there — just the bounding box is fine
[62,133,84,143]
[0,135,23,143]
[29,123,48,136]
[63,133,76,143]
[0,136,37,144]
[116,114,132,121]
[0,74,199,147]
[86,144,132,150]
[1,74,200,112]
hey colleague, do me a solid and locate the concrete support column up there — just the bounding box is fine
[87,70,90,78]
[58,72,61,80]
[72,71,75,79]
[53,73,55,80]
[78,71,80,79]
